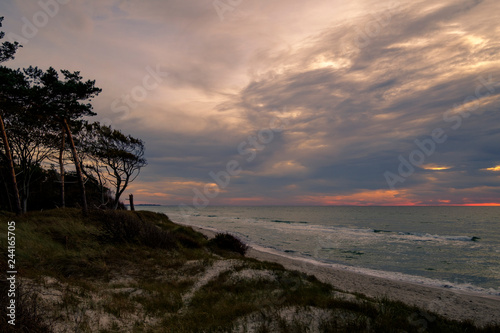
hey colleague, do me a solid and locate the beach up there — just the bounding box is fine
[193,225,500,327]
[5,209,500,332]
[149,205,500,295]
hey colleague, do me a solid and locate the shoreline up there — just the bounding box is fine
[190,224,500,326]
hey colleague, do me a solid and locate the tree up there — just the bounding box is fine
[0,17,21,62]
[82,124,147,210]
[7,95,54,213]
[5,67,60,213]
[39,68,102,216]
[74,121,111,208]
[0,17,22,215]
[0,67,25,215]
[56,127,68,208]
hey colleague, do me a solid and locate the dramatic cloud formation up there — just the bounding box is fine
[2,0,499,206]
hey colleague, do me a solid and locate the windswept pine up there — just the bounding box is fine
[0,17,147,215]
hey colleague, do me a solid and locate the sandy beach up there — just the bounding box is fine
[192,226,500,327]
[7,209,500,332]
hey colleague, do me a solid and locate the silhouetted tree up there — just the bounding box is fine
[0,17,22,215]
[7,94,54,212]
[74,121,110,208]
[5,67,61,212]
[0,17,21,62]
[78,123,147,209]
[38,68,102,216]
[0,17,146,214]
[0,67,26,215]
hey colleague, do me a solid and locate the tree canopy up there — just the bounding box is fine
[0,17,147,214]
[0,17,21,63]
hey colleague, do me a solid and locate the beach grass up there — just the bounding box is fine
[1,208,499,332]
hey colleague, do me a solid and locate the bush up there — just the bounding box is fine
[209,233,249,256]
[173,226,207,249]
[96,210,177,250]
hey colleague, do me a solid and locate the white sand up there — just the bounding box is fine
[192,226,500,327]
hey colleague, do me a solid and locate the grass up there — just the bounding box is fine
[1,208,499,332]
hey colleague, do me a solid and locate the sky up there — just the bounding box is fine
[1,0,500,206]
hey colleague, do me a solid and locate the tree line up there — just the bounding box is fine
[0,17,147,216]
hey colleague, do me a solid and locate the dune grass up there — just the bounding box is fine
[1,208,499,332]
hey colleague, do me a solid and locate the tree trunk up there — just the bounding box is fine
[129,193,135,211]
[59,127,66,208]
[0,114,22,215]
[113,173,131,210]
[62,118,88,216]
[22,197,28,214]
[113,192,120,210]
[20,159,30,213]
[113,173,122,210]
[21,177,28,214]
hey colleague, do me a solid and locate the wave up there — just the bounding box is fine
[266,223,480,244]
[166,212,499,297]
[271,219,309,224]
[395,232,481,242]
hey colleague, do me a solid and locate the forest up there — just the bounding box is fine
[0,17,147,216]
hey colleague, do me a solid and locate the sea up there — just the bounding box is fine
[138,206,500,296]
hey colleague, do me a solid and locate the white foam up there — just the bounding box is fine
[150,209,500,297]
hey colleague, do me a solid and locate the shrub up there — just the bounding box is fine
[209,233,249,256]
[140,220,178,249]
[96,210,177,250]
[97,210,142,243]
[173,226,207,249]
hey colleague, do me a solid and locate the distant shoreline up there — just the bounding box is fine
[126,204,162,206]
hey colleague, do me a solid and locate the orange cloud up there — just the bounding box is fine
[460,203,500,206]
[421,164,452,171]
[482,165,500,172]
[135,191,169,198]
[295,190,416,206]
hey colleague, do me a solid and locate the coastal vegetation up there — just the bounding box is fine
[1,209,500,332]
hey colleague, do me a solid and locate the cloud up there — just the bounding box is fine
[482,165,500,172]
[197,0,500,205]
[2,0,499,205]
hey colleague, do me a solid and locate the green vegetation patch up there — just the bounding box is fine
[1,209,499,332]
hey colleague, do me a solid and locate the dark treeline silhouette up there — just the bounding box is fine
[0,17,147,215]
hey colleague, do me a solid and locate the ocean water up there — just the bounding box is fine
[138,206,500,296]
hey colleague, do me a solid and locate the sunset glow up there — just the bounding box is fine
[2,0,500,206]
[421,165,453,171]
[483,165,500,172]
